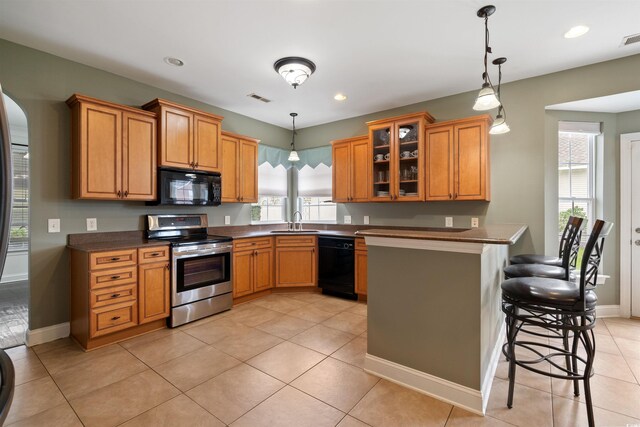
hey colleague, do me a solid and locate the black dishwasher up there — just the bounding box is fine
[318,236,357,300]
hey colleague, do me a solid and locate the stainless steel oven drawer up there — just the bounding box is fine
[170,292,232,327]
[172,280,232,306]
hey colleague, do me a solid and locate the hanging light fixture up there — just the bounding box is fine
[274,57,316,89]
[490,57,510,134]
[288,113,300,162]
[473,5,501,111]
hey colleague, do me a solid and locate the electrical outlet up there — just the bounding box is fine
[344,215,352,224]
[86,218,97,231]
[224,216,231,225]
[364,215,370,225]
[471,217,479,228]
[48,218,60,233]
[445,217,453,228]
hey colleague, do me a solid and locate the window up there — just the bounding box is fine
[252,162,287,223]
[297,164,336,222]
[9,145,29,252]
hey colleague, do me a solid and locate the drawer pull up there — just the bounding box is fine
[110,275,121,280]
[110,293,121,298]
[149,252,160,257]
[110,257,121,261]
[111,316,121,321]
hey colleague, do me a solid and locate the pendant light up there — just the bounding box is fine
[473,5,501,111]
[490,57,510,134]
[288,113,300,162]
[274,57,316,89]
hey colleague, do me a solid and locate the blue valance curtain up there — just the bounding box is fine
[258,144,332,170]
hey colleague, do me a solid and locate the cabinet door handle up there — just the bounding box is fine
[110,257,121,261]
[124,190,129,198]
[111,316,121,321]
[117,190,122,198]
[195,162,199,168]
[449,193,452,199]
[110,293,121,298]
[110,275,121,280]
[165,264,169,270]
[454,193,457,199]
[254,250,257,256]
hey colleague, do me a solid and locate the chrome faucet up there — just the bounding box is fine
[292,210,303,231]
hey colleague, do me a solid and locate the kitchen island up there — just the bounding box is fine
[356,224,526,415]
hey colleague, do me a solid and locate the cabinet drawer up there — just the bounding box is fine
[275,236,316,247]
[90,266,137,290]
[355,238,367,251]
[90,283,137,309]
[89,249,137,270]
[90,301,137,338]
[138,246,170,264]
[234,237,273,251]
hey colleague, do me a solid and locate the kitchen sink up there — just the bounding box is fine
[269,230,319,234]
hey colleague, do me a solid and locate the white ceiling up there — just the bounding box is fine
[1,0,640,129]
[546,90,640,113]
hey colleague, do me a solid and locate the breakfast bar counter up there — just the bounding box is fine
[356,224,526,415]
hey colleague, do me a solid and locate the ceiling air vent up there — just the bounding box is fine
[247,93,272,103]
[621,32,640,46]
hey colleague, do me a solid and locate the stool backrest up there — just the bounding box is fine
[578,219,614,307]
[559,216,584,275]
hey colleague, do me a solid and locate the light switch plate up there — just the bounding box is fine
[86,218,97,231]
[224,216,231,225]
[471,217,479,228]
[364,215,370,225]
[445,217,453,227]
[48,218,60,233]
[344,215,352,224]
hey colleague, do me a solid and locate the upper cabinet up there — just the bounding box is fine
[367,112,435,202]
[67,94,157,201]
[331,135,370,203]
[142,99,223,172]
[220,131,259,203]
[425,115,491,201]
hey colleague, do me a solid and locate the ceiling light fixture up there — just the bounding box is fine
[334,93,347,101]
[564,25,589,39]
[490,57,510,135]
[163,56,184,67]
[288,113,300,162]
[473,5,501,111]
[274,57,316,89]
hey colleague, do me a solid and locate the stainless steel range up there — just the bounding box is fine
[146,214,233,327]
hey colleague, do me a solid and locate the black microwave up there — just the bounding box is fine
[150,168,221,206]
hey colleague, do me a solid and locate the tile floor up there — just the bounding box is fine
[4,292,640,426]
[0,280,29,348]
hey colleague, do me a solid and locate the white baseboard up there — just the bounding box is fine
[596,305,621,318]
[480,323,506,414]
[25,322,70,347]
[0,272,28,284]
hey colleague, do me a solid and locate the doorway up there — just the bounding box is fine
[0,94,29,348]
[620,132,640,318]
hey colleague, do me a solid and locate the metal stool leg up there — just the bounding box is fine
[506,308,518,409]
[581,317,596,427]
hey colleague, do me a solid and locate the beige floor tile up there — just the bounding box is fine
[178,310,230,330]
[211,327,283,361]
[10,350,48,386]
[485,378,553,427]
[51,345,148,399]
[247,341,325,383]
[186,363,285,425]
[290,324,355,355]
[69,370,180,427]
[288,304,335,323]
[592,332,622,356]
[603,319,640,342]
[626,356,640,383]
[603,317,640,327]
[593,320,610,336]
[5,376,67,425]
[255,314,316,339]
[494,359,552,393]
[349,379,452,427]
[5,345,31,361]
[226,304,284,327]
[119,327,180,349]
[120,394,225,427]
[445,407,514,427]
[322,311,367,335]
[571,374,640,419]
[614,336,640,360]
[250,295,308,314]
[292,357,379,412]
[592,350,637,383]
[285,292,330,304]
[183,317,251,344]
[154,345,241,391]
[312,297,357,314]
[30,337,75,355]
[125,331,206,367]
[552,394,640,427]
[231,385,345,427]
[337,415,371,427]
[37,340,122,374]
[6,402,83,427]
[331,337,367,369]
[346,303,367,317]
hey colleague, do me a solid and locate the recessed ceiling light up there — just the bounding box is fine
[164,56,184,67]
[334,93,347,101]
[564,25,589,39]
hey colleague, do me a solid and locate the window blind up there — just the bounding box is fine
[258,162,287,196]
[298,164,332,197]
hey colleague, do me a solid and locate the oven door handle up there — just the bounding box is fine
[173,247,232,258]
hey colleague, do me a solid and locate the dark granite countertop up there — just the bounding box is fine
[355,224,527,245]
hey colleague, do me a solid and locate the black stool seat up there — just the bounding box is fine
[509,254,562,266]
[502,276,597,311]
[503,263,575,280]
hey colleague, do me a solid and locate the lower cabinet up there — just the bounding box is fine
[275,236,317,287]
[355,238,368,295]
[70,245,170,350]
[232,237,273,298]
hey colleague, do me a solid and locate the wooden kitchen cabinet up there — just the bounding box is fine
[425,115,491,201]
[332,135,370,202]
[367,112,435,202]
[67,94,157,201]
[275,236,317,287]
[221,131,259,203]
[232,237,273,298]
[142,98,223,172]
[70,245,170,350]
[355,238,368,295]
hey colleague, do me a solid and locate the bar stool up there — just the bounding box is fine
[501,219,613,427]
[504,216,583,281]
[509,215,581,267]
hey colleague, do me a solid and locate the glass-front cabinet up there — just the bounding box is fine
[368,112,435,202]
